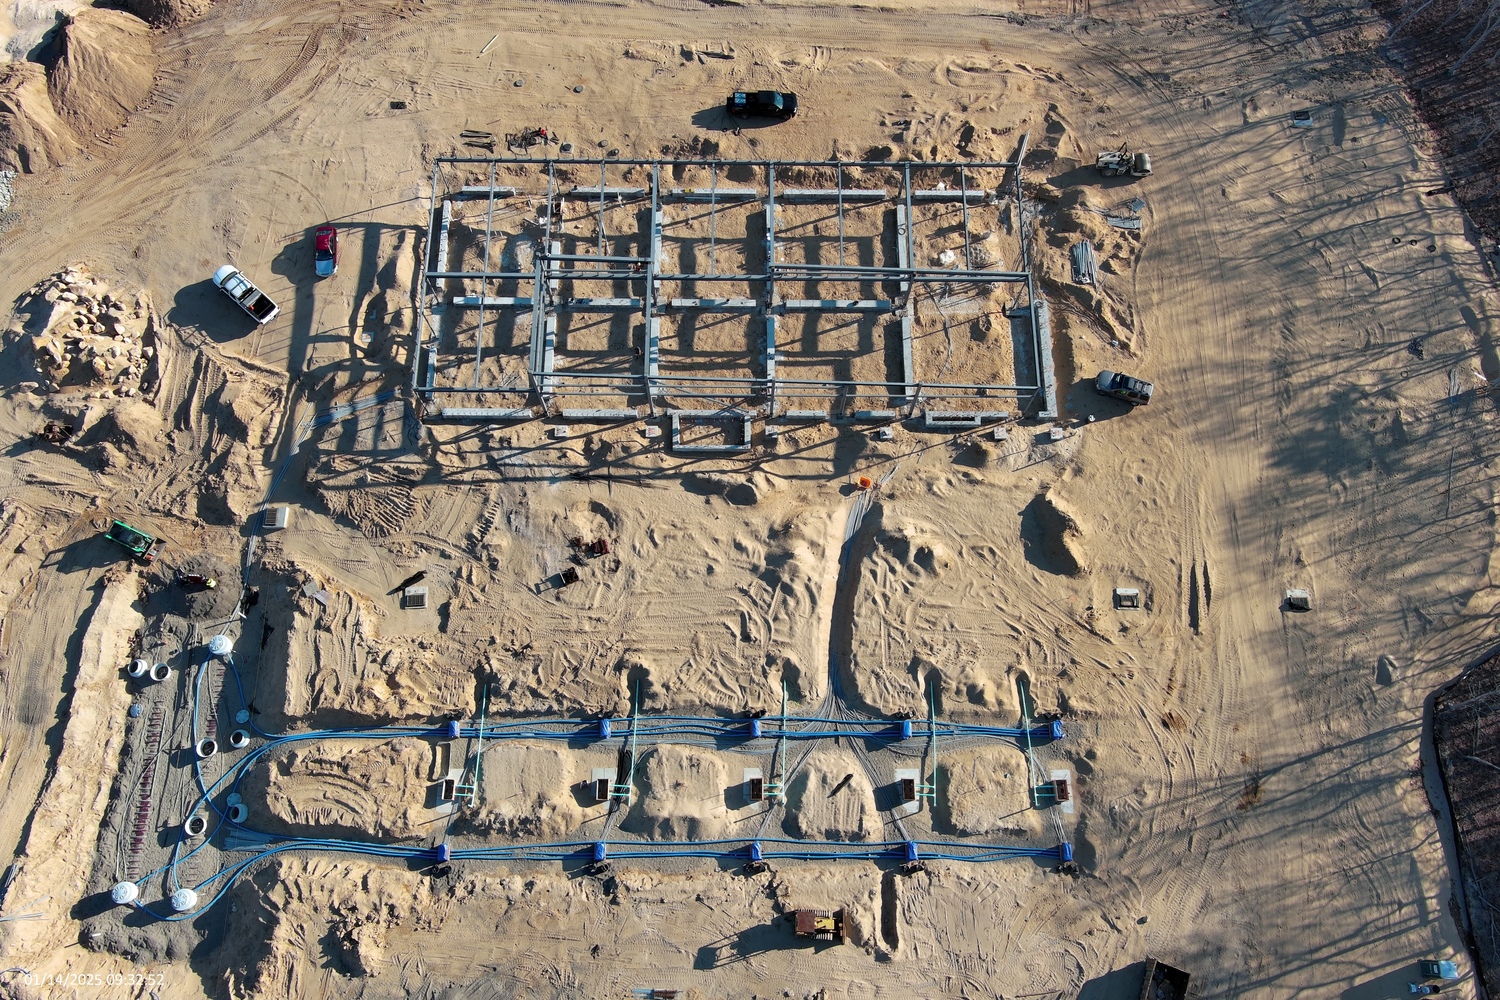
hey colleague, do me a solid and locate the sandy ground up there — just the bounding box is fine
[0,0,1495,996]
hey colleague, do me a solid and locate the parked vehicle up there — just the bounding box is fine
[789,908,847,943]
[314,225,338,277]
[1095,369,1154,405]
[1096,143,1152,178]
[212,265,280,324]
[104,520,165,563]
[726,90,798,121]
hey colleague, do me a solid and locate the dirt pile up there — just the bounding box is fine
[784,747,877,841]
[225,858,435,992]
[116,0,212,28]
[78,398,169,468]
[47,10,157,140]
[938,746,1043,838]
[474,743,594,838]
[0,61,79,172]
[252,564,471,727]
[1021,489,1086,577]
[622,746,730,840]
[0,10,156,173]
[13,266,158,397]
[312,452,424,538]
[2,569,142,967]
[240,738,434,841]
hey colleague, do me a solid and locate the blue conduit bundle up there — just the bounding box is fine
[142,629,1071,922]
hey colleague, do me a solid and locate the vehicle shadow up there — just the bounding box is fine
[1339,963,1441,999]
[692,106,789,132]
[1076,963,1147,999]
[692,915,839,970]
[168,278,257,343]
[1047,164,1148,191]
[1064,377,1136,423]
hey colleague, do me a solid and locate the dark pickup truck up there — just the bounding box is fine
[726,90,798,121]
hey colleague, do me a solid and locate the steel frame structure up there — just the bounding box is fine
[413,146,1058,424]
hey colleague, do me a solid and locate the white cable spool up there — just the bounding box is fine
[208,634,232,658]
[129,659,149,678]
[227,804,247,823]
[150,663,170,682]
[195,738,217,759]
[183,814,207,837]
[228,729,250,749]
[110,881,139,905]
[169,888,198,913]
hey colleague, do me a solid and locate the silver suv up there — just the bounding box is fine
[1095,370,1153,405]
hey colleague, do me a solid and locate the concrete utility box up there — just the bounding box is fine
[590,767,618,802]
[1138,957,1191,1000]
[743,767,764,803]
[1285,589,1311,611]
[402,586,429,610]
[1114,588,1141,610]
[264,506,290,530]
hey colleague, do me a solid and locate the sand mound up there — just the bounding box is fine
[14,266,158,397]
[937,746,1043,838]
[473,743,589,838]
[0,62,79,173]
[684,471,779,506]
[224,858,432,991]
[116,0,212,27]
[876,519,956,577]
[252,562,473,727]
[241,738,434,841]
[80,399,168,469]
[1,570,141,963]
[1020,489,1086,576]
[621,746,730,840]
[153,550,239,618]
[312,453,424,538]
[784,747,878,841]
[47,10,158,141]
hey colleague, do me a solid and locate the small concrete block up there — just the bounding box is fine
[1114,588,1141,610]
[264,506,290,530]
[550,426,569,440]
[876,427,895,441]
[1048,427,1067,442]
[1049,768,1076,815]
[402,586,429,610]
[893,768,921,818]
[991,426,1009,441]
[1285,589,1312,611]
[742,767,764,804]
[643,425,662,439]
[590,767,619,802]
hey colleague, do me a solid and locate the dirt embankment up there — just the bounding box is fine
[239,738,436,841]
[0,569,143,975]
[0,9,157,174]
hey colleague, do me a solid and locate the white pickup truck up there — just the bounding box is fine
[212,265,279,324]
